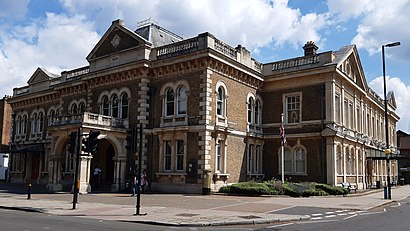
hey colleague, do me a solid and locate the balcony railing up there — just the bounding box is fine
[157,37,199,59]
[66,66,89,78]
[154,33,262,72]
[271,55,319,71]
[51,112,128,129]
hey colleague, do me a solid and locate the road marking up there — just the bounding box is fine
[325,211,335,214]
[358,211,385,216]
[302,219,338,224]
[325,215,337,218]
[343,214,358,220]
[391,202,401,208]
[311,213,323,216]
[311,217,323,220]
[267,223,294,228]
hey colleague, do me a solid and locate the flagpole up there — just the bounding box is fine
[281,113,285,183]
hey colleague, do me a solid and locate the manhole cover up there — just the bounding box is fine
[175,213,199,217]
[238,215,262,219]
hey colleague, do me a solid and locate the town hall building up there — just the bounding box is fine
[7,19,399,193]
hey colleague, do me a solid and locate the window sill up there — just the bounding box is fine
[247,173,265,177]
[214,173,230,179]
[155,172,186,177]
[280,173,307,176]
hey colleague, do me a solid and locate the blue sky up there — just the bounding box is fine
[0,0,409,132]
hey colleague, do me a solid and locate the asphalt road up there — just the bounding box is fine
[2,199,408,231]
[251,198,410,231]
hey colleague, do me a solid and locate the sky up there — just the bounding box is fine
[0,0,409,133]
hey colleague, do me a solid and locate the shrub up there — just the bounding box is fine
[219,185,230,193]
[282,182,308,197]
[315,183,348,195]
[218,181,348,197]
[229,181,273,195]
[264,180,284,195]
[302,188,329,197]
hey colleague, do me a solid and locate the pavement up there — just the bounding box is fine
[0,182,409,227]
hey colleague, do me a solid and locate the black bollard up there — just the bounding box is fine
[27,181,32,200]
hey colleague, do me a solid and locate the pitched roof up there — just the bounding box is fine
[27,67,59,84]
[134,22,183,47]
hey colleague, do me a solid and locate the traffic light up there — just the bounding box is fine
[88,131,101,154]
[81,135,89,153]
[125,127,136,153]
[68,132,77,154]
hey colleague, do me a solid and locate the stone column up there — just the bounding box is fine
[79,155,92,193]
[111,157,126,192]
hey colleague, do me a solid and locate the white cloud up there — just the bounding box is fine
[369,77,410,133]
[327,0,410,61]
[327,0,374,20]
[59,0,330,51]
[0,12,100,96]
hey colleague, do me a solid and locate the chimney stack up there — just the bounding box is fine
[303,41,318,56]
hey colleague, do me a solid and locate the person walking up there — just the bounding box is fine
[93,166,102,188]
[140,169,148,193]
[131,174,138,196]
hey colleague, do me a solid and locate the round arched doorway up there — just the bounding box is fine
[90,139,115,191]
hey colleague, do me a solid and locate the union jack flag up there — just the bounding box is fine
[280,113,286,145]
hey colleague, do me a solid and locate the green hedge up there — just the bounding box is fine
[228,181,274,195]
[218,181,348,197]
[314,183,348,195]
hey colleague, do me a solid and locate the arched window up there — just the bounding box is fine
[248,98,254,124]
[78,102,86,114]
[279,146,306,174]
[111,94,119,118]
[102,96,109,116]
[165,88,174,116]
[255,99,261,125]
[294,147,306,173]
[32,113,38,133]
[22,115,27,134]
[336,146,343,175]
[16,115,22,135]
[71,104,78,114]
[39,112,44,133]
[48,110,55,126]
[177,86,187,115]
[283,148,292,173]
[121,93,129,119]
[217,87,225,116]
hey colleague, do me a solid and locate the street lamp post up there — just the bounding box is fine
[382,41,400,200]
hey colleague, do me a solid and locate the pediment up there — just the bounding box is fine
[86,20,150,61]
[388,91,397,109]
[335,45,368,92]
[27,67,58,85]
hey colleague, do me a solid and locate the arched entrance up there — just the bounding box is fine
[90,139,115,191]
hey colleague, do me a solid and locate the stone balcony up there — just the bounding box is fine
[51,112,129,129]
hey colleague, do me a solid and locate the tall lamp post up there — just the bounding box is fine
[382,41,400,200]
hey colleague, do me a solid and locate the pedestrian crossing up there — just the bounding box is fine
[310,210,364,220]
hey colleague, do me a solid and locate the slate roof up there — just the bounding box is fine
[135,23,183,47]
[39,67,60,78]
[329,45,355,65]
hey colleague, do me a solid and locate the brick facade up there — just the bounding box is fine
[6,19,399,193]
